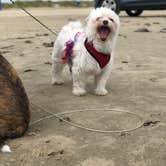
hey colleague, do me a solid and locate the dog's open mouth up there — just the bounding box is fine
[98,26,111,41]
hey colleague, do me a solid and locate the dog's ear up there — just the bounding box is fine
[85,9,96,23]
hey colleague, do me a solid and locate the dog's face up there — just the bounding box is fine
[95,15,116,41]
[86,8,120,42]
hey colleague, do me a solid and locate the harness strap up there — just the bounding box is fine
[84,38,111,69]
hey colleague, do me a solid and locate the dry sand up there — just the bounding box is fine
[0,7,166,166]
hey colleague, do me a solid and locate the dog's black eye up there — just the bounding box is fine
[96,17,101,21]
[109,17,114,22]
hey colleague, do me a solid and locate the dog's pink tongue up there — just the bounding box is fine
[99,27,110,41]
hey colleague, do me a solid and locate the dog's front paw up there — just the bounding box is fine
[95,88,108,96]
[72,88,87,96]
[51,78,64,85]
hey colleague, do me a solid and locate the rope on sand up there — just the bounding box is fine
[30,103,144,134]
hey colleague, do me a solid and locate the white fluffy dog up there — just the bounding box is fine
[52,7,120,96]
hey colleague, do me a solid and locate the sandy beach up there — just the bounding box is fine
[0,7,166,166]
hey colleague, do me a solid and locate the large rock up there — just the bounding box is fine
[0,54,30,140]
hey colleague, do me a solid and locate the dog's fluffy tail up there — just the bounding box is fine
[66,21,83,32]
[68,21,82,28]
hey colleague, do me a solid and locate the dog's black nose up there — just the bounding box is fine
[103,20,108,25]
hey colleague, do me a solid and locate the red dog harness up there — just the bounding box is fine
[84,39,111,69]
[62,33,111,70]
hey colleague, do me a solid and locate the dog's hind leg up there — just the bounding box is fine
[72,67,87,96]
[52,41,64,85]
[52,62,64,85]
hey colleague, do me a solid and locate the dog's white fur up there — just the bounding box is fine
[52,7,120,96]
